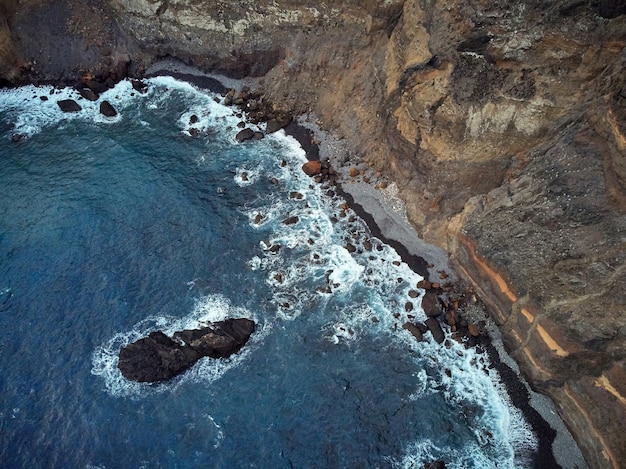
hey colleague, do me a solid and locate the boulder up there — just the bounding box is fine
[283,215,299,225]
[302,160,322,176]
[236,128,255,142]
[85,79,109,94]
[78,88,99,101]
[57,99,81,112]
[118,318,255,382]
[402,322,424,342]
[425,317,445,344]
[266,116,290,133]
[131,79,148,94]
[99,100,117,117]
[421,290,442,317]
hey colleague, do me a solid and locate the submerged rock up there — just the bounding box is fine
[118,318,255,382]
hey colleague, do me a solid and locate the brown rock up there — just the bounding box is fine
[425,317,445,344]
[417,280,432,290]
[266,116,291,133]
[302,160,322,176]
[468,323,480,337]
[402,322,424,342]
[421,291,442,317]
[349,167,359,177]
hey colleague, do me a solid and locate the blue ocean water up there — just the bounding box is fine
[0,78,537,468]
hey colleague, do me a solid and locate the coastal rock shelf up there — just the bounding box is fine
[118,318,255,383]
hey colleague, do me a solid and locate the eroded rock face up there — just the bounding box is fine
[448,118,626,467]
[118,318,255,382]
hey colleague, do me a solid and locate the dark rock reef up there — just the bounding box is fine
[118,318,255,383]
[1,1,625,467]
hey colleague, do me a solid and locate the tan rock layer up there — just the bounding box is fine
[452,233,626,469]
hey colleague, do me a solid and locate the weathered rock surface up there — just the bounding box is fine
[99,100,117,117]
[2,0,626,466]
[57,99,81,112]
[235,127,255,142]
[302,160,322,176]
[118,318,255,382]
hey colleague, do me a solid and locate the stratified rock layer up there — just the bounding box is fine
[1,1,625,467]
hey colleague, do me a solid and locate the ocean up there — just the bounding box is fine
[0,76,539,468]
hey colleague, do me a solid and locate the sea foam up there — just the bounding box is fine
[91,294,266,398]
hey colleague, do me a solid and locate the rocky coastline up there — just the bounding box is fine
[1,1,625,467]
[166,67,583,467]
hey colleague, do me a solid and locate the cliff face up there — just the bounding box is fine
[1,1,625,467]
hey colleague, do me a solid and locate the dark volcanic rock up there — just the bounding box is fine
[118,318,255,382]
[131,79,148,94]
[425,317,445,344]
[99,100,117,117]
[236,128,255,142]
[85,79,109,94]
[57,99,82,112]
[283,215,299,225]
[118,331,201,383]
[173,318,255,358]
[78,87,99,101]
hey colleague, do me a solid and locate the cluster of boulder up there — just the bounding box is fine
[301,159,340,186]
[221,87,292,142]
[117,318,255,383]
[402,275,486,348]
[55,71,149,117]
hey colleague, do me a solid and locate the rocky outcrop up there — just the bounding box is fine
[1,0,625,466]
[118,318,255,382]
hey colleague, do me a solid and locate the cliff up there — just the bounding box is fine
[1,1,625,467]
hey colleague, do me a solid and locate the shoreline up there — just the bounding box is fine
[139,59,585,468]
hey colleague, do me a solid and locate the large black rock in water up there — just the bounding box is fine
[118,318,255,382]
